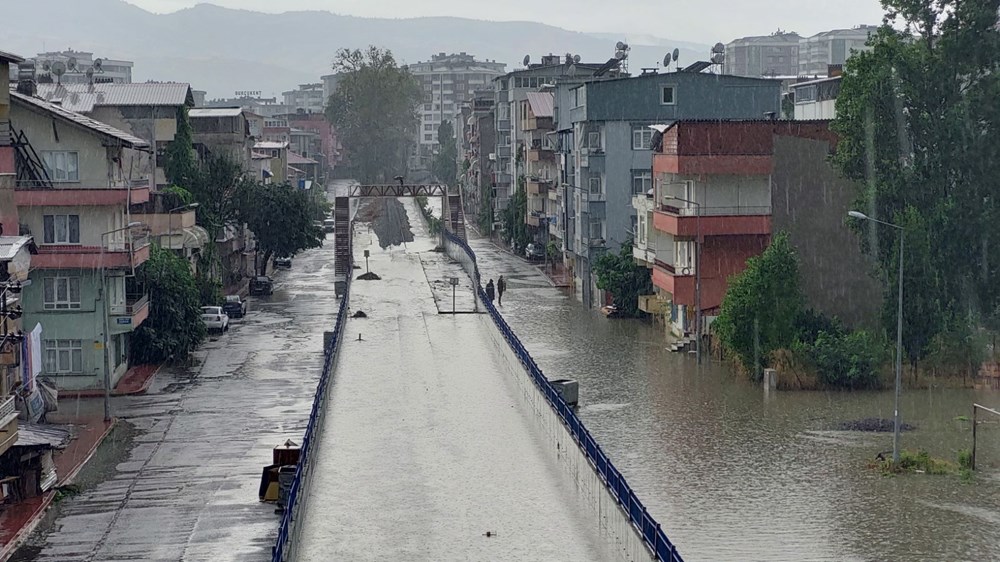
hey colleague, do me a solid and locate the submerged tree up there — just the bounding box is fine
[592,237,653,318]
[325,46,423,183]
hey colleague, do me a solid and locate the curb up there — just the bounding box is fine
[60,363,164,399]
[0,419,118,562]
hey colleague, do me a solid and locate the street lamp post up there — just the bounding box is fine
[665,194,702,365]
[167,202,200,251]
[99,221,143,423]
[849,210,904,465]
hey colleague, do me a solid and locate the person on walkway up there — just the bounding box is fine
[485,279,496,303]
[497,275,506,305]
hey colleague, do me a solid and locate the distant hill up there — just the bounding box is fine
[3,0,710,98]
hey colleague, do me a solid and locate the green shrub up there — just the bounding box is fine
[805,329,884,389]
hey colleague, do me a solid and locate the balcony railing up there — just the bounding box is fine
[16,177,152,189]
[660,203,772,217]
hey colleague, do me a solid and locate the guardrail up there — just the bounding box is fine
[443,229,684,562]
[271,240,353,562]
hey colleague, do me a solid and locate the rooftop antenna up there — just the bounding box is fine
[522,54,530,68]
[614,41,630,74]
[565,52,573,65]
[710,43,726,73]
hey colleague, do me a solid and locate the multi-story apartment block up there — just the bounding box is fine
[558,70,781,308]
[8,49,133,85]
[406,52,506,171]
[520,92,558,244]
[32,81,195,188]
[460,89,496,227]
[282,83,326,115]
[9,84,153,391]
[203,95,290,119]
[188,107,255,167]
[723,31,801,77]
[798,26,877,76]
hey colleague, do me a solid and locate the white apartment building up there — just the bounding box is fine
[16,49,133,84]
[282,83,325,114]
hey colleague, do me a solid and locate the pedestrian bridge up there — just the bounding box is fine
[272,198,683,562]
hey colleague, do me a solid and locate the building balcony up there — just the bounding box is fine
[0,395,17,456]
[15,182,151,207]
[497,119,511,132]
[633,245,656,266]
[652,260,695,305]
[653,152,772,176]
[528,147,555,162]
[31,236,152,270]
[526,116,554,131]
[497,145,511,159]
[652,205,771,238]
[526,214,541,227]
[526,178,552,197]
[109,293,150,334]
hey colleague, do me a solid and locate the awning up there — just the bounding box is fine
[13,423,72,449]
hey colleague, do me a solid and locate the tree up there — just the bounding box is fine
[433,119,458,186]
[188,154,255,241]
[713,232,804,376]
[131,246,206,364]
[325,46,423,183]
[832,1,1000,366]
[164,107,197,190]
[240,183,325,275]
[501,178,529,253]
[592,238,652,317]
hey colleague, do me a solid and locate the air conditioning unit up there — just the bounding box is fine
[489,153,496,161]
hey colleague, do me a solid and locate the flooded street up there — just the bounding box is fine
[469,236,1000,562]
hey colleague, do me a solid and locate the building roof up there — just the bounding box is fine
[788,75,843,89]
[254,141,289,150]
[251,152,271,160]
[287,152,318,165]
[11,91,151,149]
[0,236,36,261]
[33,82,195,111]
[13,422,71,449]
[189,107,243,118]
[0,51,24,64]
[525,92,554,118]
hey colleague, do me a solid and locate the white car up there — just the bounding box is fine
[201,306,230,333]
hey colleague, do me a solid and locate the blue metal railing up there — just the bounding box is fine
[271,254,353,562]
[443,230,684,562]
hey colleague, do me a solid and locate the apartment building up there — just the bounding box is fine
[521,92,558,244]
[460,89,496,226]
[723,25,877,78]
[406,52,506,171]
[282,83,325,114]
[9,49,133,85]
[799,26,877,76]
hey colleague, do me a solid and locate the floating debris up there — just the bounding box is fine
[351,310,368,318]
[837,418,916,432]
[357,272,381,280]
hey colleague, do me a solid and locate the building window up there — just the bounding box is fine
[632,127,653,150]
[424,124,434,131]
[424,104,432,110]
[587,132,601,150]
[43,277,81,310]
[44,339,83,374]
[660,85,676,105]
[424,134,433,141]
[43,214,81,244]
[589,219,603,240]
[632,170,652,195]
[588,176,602,194]
[638,214,647,245]
[41,151,79,182]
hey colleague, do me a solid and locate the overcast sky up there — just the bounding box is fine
[123,0,886,43]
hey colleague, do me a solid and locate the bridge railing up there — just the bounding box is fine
[271,238,353,562]
[443,229,684,562]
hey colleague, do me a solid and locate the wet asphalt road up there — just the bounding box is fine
[11,237,339,562]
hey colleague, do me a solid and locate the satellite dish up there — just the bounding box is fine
[67,57,78,71]
[573,54,581,63]
[672,48,680,61]
[711,52,725,65]
[51,61,66,76]
[522,54,530,67]
[85,67,94,81]
[616,41,625,50]
[712,42,725,54]
[663,53,672,67]
[42,61,51,71]
[93,58,103,71]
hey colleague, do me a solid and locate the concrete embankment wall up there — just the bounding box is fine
[442,233,682,562]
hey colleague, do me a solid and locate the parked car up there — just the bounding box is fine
[222,295,247,319]
[274,256,292,268]
[250,276,273,296]
[201,306,230,332]
[525,243,545,261]
[323,218,336,233]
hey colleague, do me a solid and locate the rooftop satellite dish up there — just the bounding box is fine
[663,53,672,67]
[616,41,625,50]
[672,48,680,61]
[712,42,725,54]
[573,54,581,63]
[67,57,78,71]
[42,60,51,71]
[711,52,725,64]
[51,61,66,76]
[85,67,94,81]
[522,54,531,67]
[93,58,103,71]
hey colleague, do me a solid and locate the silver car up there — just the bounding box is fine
[201,306,230,333]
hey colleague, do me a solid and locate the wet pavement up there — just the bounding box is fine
[467,235,1000,562]
[10,235,340,562]
[295,199,614,562]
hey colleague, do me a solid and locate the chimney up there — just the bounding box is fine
[16,60,37,97]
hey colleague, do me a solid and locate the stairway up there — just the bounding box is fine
[444,193,466,241]
[668,336,696,353]
[333,196,351,292]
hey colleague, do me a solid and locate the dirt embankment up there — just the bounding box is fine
[357,198,414,249]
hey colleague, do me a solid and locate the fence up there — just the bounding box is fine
[442,230,684,562]
[270,246,353,562]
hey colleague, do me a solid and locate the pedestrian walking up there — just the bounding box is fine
[485,279,496,303]
[497,275,506,305]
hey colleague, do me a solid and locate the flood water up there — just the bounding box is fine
[470,238,1000,562]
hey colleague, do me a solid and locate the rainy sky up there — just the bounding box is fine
[122,0,887,43]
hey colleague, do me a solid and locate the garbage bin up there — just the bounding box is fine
[277,466,297,510]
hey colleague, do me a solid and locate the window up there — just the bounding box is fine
[43,277,81,310]
[589,219,604,240]
[589,176,602,194]
[44,339,83,374]
[638,214,647,245]
[43,214,81,244]
[41,151,79,182]
[632,171,652,195]
[660,85,676,105]
[424,124,434,131]
[632,127,653,150]
[587,132,601,149]
[424,134,433,141]
[424,104,432,110]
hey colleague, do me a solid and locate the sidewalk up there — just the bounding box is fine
[0,411,116,560]
[465,225,573,288]
[59,363,162,399]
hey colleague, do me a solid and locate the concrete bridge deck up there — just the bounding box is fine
[295,199,613,561]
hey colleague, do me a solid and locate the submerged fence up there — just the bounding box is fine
[271,256,353,562]
[443,230,684,562]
